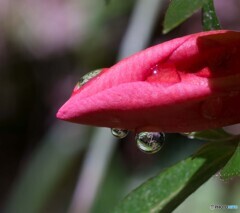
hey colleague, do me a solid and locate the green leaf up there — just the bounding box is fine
[112,140,237,213]
[91,154,127,213]
[182,128,235,142]
[5,123,90,213]
[202,0,221,31]
[163,0,206,34]
[221,142,240,180]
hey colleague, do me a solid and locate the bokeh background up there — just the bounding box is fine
[1,0,240,213]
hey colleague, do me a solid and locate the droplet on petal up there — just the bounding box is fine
[136,132,165,154]
[151,64,159,75]
[111,128,129,139]
[74,69,103,92]
[201,97,223,120]
[147,63,181,83]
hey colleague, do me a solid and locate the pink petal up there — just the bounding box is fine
[57,30,240,132]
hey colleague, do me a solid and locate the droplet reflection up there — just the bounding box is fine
[75,69,102,91]
[111,128,129,139]
[136,132,165,154]
[151,64,159,75]
[181,132,196,139]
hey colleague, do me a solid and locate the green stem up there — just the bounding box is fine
[202,0,221,31]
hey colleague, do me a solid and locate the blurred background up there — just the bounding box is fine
[1,0,240,213]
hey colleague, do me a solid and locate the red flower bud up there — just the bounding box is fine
[57,30,240,133]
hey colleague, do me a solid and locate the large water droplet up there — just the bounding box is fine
[201,97,223,120]
[136,132,165,154]
[74,69,102,91]
[111,128,129,139]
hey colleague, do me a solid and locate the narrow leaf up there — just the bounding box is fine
[163,0,206,34]
[221,142,240,180]
[5,123,89,213]
[182,129,235,142]
[202,0,221,31]
[112,140,237,213]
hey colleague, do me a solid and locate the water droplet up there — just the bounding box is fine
[136,132,165,154]
[74,69,102,91]
[111,128,129,139]
[151,64,159,75]
[201,97,223,120]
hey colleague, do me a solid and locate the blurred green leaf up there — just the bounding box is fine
[182,129,234,142]
[112,140,237,213]
[202,0,221,31]
[5,123,91,213]
[221,142,240,180]
[163,0,206,34]
[91,153,127,213]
